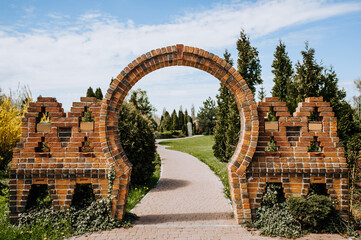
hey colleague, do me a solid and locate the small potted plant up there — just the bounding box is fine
[37,112,52,132]
[265,137,279,157]
[265,108,278,131]
[80,109,94,132]
[79,140,94,157]
[36,141,50,157]
[308,109,322,131]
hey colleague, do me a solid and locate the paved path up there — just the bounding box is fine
[77,139,346,240]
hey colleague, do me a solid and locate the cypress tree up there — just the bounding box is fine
[294,42,323,104]
[271,40,293,104]
[171,109,179,130]
[213,50,240,162]
[293,42,358,142]
[258,85,266,102]
[94,87,103,100]
[163,111,171,131]
[178,108,184,132]
[86,87,96,98]
[236,30,262,95]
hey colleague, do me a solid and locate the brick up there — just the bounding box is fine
[9,46,348,225]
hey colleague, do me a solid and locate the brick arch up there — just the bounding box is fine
[99,44,259,222]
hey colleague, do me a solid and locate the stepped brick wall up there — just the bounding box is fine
[9,97,129,222]
[245,97,348,219]
[8,45,348,224]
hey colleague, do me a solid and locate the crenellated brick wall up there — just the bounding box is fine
[9,96,130,222]
[9,44,348,224]
[246,96,348,219]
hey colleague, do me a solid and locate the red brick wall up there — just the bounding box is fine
[9,45,348,224]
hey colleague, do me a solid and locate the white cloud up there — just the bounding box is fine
[0,0,359,111]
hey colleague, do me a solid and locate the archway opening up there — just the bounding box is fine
[100,44,259,223]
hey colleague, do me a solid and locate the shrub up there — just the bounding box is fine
[156,130,185,139]
[253,203,302,238]
[0,96,24,171]
[118,102,156,186]
[287,195,334,231]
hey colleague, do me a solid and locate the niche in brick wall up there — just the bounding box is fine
[58,127,72,148]
[35,137,50,158]
[36,107,52,133]
[308,107,323,132]
[25,184,51,210]
[265,107,279,131]
[72,184,95,208]
[80,107,94,132]
[309,183,328,196]
[262,183,286,206]
[286,126,301,147]
[79,137,94,157]
[308,136,321,152]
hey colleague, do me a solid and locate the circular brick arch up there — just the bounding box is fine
[99,44,259,220]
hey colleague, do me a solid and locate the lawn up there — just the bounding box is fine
[158,135,230,199]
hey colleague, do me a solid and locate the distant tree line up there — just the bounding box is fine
[158,106,194,136]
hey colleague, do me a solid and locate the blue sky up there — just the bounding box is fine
[0,0,361,115]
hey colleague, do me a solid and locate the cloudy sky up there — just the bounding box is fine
[0,0,361,115]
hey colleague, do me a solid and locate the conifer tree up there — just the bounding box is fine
[213,50,240,162]
[94,87,103,100]
[258,85,266,102]
[171,109,179,130]
[294,42,323,104]
[271,40,293,104]
[236,30,262,95]
[163,111,171,131]
[178,108,184,132]
[293,43,357,142]
[86,87,96,98]
[197,97,217,135]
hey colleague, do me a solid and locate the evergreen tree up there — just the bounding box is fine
[163,111,171,131]
[213,49,240,162]
[129,89,156,128]
[129,89,155,118]
[94,87,103,100]
[197,97,217,135]
[271,40,293,105]
[178,108,185,132]
[294,42,323,104]
[353,78,361,110]
[118,101,156,185]
[171,109,179,130]
[236,30,262,94]
[86,87,96,98]
[293,43,358,142]
[319,67,357,142]
[258,85,266,101]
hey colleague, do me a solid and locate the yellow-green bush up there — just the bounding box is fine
[0,96,25,170]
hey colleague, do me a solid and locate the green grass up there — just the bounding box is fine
[158,135,230,199]
[126,153,161,211]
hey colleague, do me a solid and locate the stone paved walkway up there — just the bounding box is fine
[76,139,346,240]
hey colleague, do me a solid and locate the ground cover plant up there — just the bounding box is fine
[159,135,230,198]
[247,183,358,239]
[0,158,160,240]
